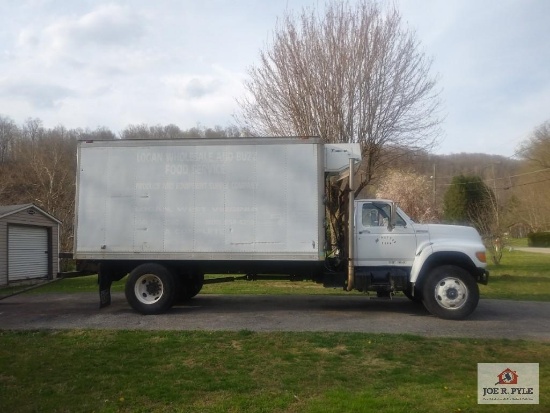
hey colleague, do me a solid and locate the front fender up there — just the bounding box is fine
[410,241,486,285]
[410,242,434,284]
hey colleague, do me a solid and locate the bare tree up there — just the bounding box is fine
[375,169,438,222]
[81,127,117,141]
[238,0,441,190]
[513,120,550,231]
[518,120,550,169]
[0,115,19,164]
[237,0,441,255]
[163,124,184,139]
[22,117,44,143]
[120,124,152,140]
[467,184,511,265]
[12,129,77,252]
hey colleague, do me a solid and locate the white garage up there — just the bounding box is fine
[0,204,61,286]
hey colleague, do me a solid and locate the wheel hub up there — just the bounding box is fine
[446,287,458,300]
[135,274,164,304]
[145,279,161,296]
[434,277,468,310]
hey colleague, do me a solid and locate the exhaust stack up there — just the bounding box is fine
[347,157,355,291]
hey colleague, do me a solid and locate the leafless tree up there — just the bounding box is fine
[0,115,19,164]
[238,0,441,189]
[464,184,503,264]
[78,126,117,141]
[375,169,438,222]
[22,117,44,143]
[11,129,77,252]
[237,0,441,255]
[120,123,152,140]
[163,124,184,139]
[513,120,550,231]
[518,120,550,169]
[20,117,44,159]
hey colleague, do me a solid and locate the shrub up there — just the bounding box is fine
[527,232,550,247]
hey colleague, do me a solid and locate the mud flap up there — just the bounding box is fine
[98,268,112,309]
[98,264,128,309]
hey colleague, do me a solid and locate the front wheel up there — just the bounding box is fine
[421,265,479,320]
[125,263,176,315]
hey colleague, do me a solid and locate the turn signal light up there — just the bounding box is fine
[476,251,487,263]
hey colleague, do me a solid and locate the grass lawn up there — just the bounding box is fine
[481,249,550,301]
[0,330,548,413]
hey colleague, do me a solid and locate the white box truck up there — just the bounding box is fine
[74,137,488,319]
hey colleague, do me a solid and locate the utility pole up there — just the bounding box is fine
[432,163,436,207]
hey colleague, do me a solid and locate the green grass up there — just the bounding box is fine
[0,330,547,413]
[481,249,550,301]
[506,237,529,248]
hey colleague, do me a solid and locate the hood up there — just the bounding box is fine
[423,224,483,243]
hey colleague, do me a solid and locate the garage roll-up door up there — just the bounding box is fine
[8,225,49,281]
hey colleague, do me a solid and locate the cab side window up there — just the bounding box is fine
[362,203,389,227]
[361,203,407,227]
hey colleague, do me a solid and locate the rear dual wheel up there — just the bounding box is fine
[175,273,205,303]
[125,263,176,315]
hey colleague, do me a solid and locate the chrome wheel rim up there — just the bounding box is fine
[434,277,469,310]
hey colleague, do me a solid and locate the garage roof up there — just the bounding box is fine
[0,204,61,223]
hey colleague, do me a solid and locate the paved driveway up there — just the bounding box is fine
[1,293,549,341]
[514,247,550,254]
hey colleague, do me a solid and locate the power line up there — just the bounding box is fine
[507,168,550,179]
[502,176,550,190]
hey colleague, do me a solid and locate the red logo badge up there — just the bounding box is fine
[495,368,519,385]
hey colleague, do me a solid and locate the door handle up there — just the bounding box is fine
[359,229,370,234]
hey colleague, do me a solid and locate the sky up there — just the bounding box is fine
[0,0,549,157]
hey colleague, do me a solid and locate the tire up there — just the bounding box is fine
[176,273,205,302]
[125,263,176,315]
[421,265,479,320]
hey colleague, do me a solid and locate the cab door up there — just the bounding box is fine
[354,201,417,267]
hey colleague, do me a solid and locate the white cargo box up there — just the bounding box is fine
[74,137,327,261]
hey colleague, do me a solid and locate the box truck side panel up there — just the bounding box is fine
[75,139,323,261]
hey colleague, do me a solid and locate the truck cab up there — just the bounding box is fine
[349,199,489,319]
